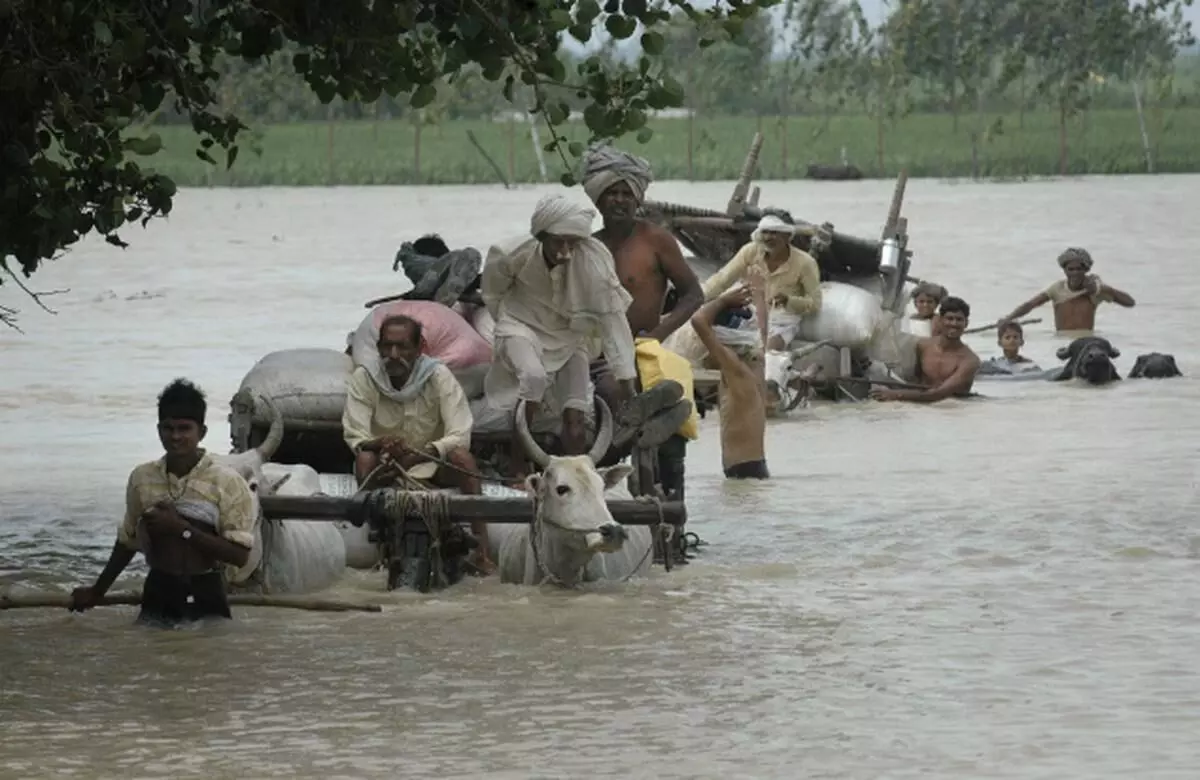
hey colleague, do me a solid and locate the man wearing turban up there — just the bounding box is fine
[579,144,704,479]
[999,247,1136,332]
[482,194,661,462]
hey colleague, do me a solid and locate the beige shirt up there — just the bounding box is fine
[702,243,823,316]
[1044,276,1111,306]
[118,452,257,573]
[342,363,473,481]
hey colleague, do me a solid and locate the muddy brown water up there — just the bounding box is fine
[2,176,1198,779]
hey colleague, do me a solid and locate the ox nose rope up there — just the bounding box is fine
[527,495,665,587]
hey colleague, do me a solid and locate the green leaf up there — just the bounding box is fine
[568,141,585,156]
[640,31,665,55]
[636,128,653,144]
[410,83,437,108]
[560,172,577,187]
[93,21,113,46]
[546,102,570,124]
[605,14,638,40]
[123,134,163,156]
[226,145,239,170]
[576,0,602,25]
[549,9,573,30]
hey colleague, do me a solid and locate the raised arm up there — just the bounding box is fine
[1000,291,1050,323]
[700,244,752,301]
[646,229,704,342]
[1100,283,1135,308]
[690,287,757,380]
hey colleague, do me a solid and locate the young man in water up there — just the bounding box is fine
[872,296,981,403]
[999,247,1135,332]
[68,379,257,626]
[690,286,769,479]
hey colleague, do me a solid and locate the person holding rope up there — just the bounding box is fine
[342,313,495,574]
[998,247,1136,332]
[68,379,258,626]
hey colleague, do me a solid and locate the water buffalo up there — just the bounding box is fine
[487,398,653,587]
[1051,336,1122,385]
[1128,352,1183,379]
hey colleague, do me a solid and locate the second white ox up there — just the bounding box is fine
[211,400,347,595]
[486,399,654,586]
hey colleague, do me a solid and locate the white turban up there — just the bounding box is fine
[530,194,596,239]
[580,143,654,205]
[751,214,796,244]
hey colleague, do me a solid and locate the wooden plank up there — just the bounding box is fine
[260,493,687,526]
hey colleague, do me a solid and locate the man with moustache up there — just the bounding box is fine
[342,313,494,573]
[871,296,981,403]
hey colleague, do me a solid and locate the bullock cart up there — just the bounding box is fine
[228,368,690,595]
[639,132,920,409]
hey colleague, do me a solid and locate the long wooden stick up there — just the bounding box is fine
[0,592,383,613]
[963,317,1041,335]
[260,493,687,526]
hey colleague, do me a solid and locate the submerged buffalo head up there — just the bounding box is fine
[1128,352,1182,379]
[1056,337,1121,385]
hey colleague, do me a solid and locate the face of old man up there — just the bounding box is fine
[540,233,583,267]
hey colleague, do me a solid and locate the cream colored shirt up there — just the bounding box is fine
[118,452,257,552]
[702,243,823,316]
[341,363,473,481]
[1044,276,1110,306]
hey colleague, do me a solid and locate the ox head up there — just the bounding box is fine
[1129,352,1182,379]
[514,398,634,554]
[1056,337,1121,385]
[213,395,285,492]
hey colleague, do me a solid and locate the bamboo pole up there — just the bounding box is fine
[1,592,383,613]
[726,131,764,217]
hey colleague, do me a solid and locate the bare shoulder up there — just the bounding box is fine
[638,220,680,250]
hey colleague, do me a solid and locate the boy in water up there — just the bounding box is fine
[979,321,1043,376]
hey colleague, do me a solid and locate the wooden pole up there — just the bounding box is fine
[726,132,764,217]
[259,493,687,526]
[1,592,383,613]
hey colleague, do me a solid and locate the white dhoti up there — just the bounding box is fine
[481,194,636,417]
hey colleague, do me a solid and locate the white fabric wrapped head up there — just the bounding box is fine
[580,143,654,205]
[530,194,596,239]
[751,214,796,244]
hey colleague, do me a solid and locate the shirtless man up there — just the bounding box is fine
[689,286,768,479]
[872,296,981,403]
[582,143,703,472]
[999,247,1135,332]
[583,144,705,342]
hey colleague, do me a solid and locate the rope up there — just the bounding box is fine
[378,488,454,590]
[526,494,665,587]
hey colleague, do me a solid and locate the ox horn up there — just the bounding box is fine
[255,395,285,461]
[513,399,551,469]
[586,397,614,466]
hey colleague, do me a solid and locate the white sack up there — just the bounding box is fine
[795,281,883,348]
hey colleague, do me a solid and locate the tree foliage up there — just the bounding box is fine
[0,0,779,290]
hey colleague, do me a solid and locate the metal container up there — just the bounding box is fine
[878,237,902,275]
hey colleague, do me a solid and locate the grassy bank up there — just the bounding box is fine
[146,108,1200,186]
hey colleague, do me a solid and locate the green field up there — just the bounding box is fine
[146,108,1200,186]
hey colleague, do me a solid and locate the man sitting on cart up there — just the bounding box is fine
[342,313,495,574]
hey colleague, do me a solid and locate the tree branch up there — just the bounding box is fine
[1,264,69,333]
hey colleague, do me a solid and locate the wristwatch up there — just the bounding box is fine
[181,529,193,541]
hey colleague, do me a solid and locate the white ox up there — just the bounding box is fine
[211,400,347,595]
[486,399,654,586]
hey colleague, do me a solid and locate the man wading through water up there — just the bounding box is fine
[582,143,702,475]
[68,379,257,626]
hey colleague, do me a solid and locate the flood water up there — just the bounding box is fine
[2,176,1198,779]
